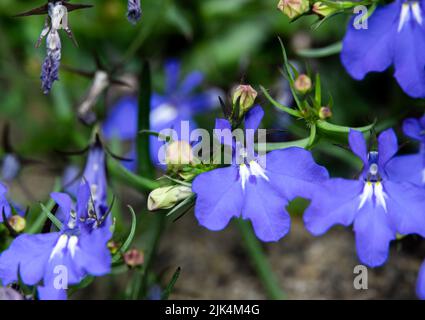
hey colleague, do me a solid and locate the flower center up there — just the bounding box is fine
[239,160,269,190]
[398,2,423,32]
[150,103,178,127]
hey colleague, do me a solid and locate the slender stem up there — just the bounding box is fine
[236,219,286,300]
[260,86,301,118]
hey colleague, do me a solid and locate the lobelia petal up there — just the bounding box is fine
[192,166,243,231]
[244,105,264,131]
[0,233,59,286]
[341,1,399,80]
[102,96,138,140]
[264,147,329,200]
[50,192,73,218]
[165,60,181,95]
[384,181,425,237]
[179,71,203,96]
[385,153,424,186]
[242,178,290,242]
[303,178,363,236]
[417,260,425,300]
[403,117,423,141]
[393,13,425,98]
[354,201,396,267]
[348,129,368,165]
[378,128,399,169]
[73,227,112,276]
[37,284,67,300]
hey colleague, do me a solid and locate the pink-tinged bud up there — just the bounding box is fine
[294,74,312,94]
[124,249,144,268]
[232,85,258,115]
[8,216,26,233]
[166,141,193,169]
[148,185,193,211]
[319,106,332,119]
[277,0,310,19]
[312,2,337,17]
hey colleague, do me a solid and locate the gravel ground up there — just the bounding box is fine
[157,213,425,300]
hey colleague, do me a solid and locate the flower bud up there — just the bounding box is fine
[8,215,26,233]
[319,106,332,119]
[124,249,144,268]
[166,141,193,169]
[232,85,257,115]
[312,2,338,17]
[148,185,193,211]
[294,74,312,94]
[277,0,310,19]
[107,240,120,255]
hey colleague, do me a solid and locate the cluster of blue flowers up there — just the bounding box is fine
[2,0,425,300]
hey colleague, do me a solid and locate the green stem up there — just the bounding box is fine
[236,219,286,300]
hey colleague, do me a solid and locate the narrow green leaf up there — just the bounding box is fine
[260,86,301,118]
[297,41,342,58]
[317,119,375,134]
[255,137,310,152]
[161,267,181,300]
[166,194,196,217]
[112,206,137,263]
[315,73,321,106]
[40,203,63,230]
[307,124,317,148]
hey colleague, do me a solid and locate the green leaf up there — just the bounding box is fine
[255,137,310,152]
[166,194,196,218]
[112,206,137,263]
[297,41,342,58]
[260,86,301,118]
[161,267,181,300]
[40,203,63,230]
[315,73,321,106]
[317,119,375,134]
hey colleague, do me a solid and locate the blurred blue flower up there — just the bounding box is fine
[0,183,112,300]
[304,129,425,267]
[192,106,328,242]
[0,182,13,223]
[341,0,425,98]
[386,115,425,186]
[127,0,142,24]
[102,60,219,169]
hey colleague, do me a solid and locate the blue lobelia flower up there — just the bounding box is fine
[417,260,425,299]
[386,115,425,186]
[192,106,329,242]
[304,129,425,267]
[0,182,14,223]
[82,142,108,216]
[102,60,218,168]
[341,0,425,98]
[127,0,142,24]
[0,183,112,300]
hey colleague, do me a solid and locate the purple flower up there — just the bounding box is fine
[82,143,108,216]
[41,49,61,95]
[341,0,425,98]
[417,260,425,299]
[192,106,329,242]
[386,115,425,186]
[127,0,142,24]
[0,183,111,300]
[102,60,219,169]
[304,129,425,267]
[0,182,13,223]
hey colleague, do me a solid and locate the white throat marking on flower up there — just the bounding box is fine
[358,181,388,212]
[239,161,269,191]
[398,2,423,32]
